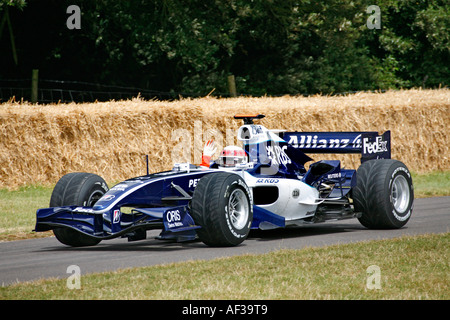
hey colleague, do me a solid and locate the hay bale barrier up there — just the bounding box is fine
[0,89,449,189]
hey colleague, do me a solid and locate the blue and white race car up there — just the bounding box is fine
[35,114,414,247]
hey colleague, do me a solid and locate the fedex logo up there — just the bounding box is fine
[363,136,388,154]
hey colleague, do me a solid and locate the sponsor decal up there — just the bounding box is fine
[363,136,388,154]
[252,125,264,135]
[392,166,410,178]
[166,209,183,228]
[392,208,412,221]
[288,134,362,149]
[100,194,115,201]
[101,182,109,191]
[238,179,253,207]
[327,173,342,179]
[188,178,200,188]
[113,209,121,223]
[266,145,291,165]
[72,207,95,213]
[111,183,128,192]
[256,178,279,184]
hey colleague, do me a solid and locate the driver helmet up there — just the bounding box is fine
[218,146,247,167]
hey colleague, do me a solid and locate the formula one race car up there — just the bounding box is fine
[35,114,414,247]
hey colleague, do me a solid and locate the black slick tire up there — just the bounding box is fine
[353,159,414,229]
[50,172,109,247]
[191,172,253,247]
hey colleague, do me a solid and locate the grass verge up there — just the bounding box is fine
[0,185,53,241]
[0,171,448,242]
[411,171,450,198]
[1,233,448,299]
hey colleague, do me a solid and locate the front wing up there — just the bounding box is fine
[35,205,201,242]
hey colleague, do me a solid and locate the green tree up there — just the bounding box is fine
[362,0,449,88]
[0,0,26,10]
[1,0,448,98]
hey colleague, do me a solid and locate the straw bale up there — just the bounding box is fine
[0,89,448,189]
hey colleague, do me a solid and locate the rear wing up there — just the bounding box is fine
[280,131,391,163]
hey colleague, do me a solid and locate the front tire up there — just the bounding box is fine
[353,159,414,229]
[50,172,109,247]
[191,172,253,247]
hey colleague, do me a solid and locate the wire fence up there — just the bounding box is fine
[0,78,212,103]
[1,78,405,104]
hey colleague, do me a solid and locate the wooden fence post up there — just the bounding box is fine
[227,75,237,97]
[31,69,39,103]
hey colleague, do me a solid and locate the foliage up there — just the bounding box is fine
[0,0,448,96]
[0,0,26,10]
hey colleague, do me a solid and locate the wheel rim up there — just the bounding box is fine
[391,175,410,213]
[228,188,249,230]
[87,190,104,207]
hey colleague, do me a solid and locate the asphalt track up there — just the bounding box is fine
[1,196,448,286]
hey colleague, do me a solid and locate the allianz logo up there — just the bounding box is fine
[287,134,362,149]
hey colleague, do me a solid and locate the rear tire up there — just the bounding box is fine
[353,159,414,229]
[50,172,108,247]
[191,172,253,247]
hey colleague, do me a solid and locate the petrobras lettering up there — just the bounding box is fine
[266,145,291,165]
[256,178,280,184]
[188,178,200,188]
[363,136,388,154]
[287,134,362,150]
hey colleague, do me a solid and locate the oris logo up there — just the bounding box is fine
[166,209,183,228]
[166,209,181,222]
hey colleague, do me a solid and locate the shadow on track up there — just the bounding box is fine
[36,221,366,253]
[248,223,366,242]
